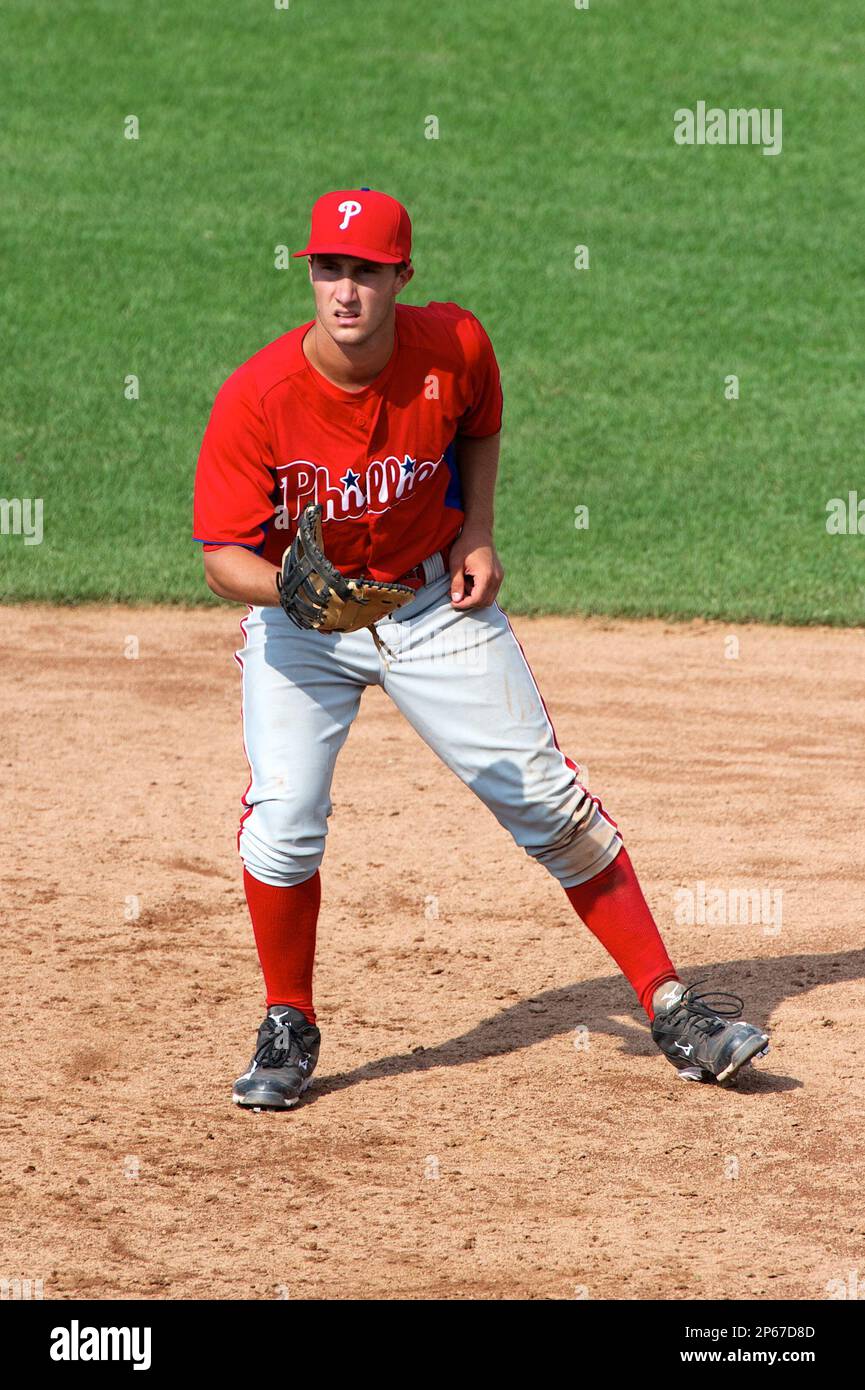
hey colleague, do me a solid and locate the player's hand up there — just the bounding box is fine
[449,524,504,610]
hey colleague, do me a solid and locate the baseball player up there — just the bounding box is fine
[193,188,769,1109]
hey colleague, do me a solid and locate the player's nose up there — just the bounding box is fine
[334,277,360,303]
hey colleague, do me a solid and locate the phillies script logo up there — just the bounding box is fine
[275,452,444,524]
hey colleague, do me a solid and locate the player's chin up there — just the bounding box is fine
[332,321,380,350]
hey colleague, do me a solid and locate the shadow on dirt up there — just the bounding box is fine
[309,947,860,1100]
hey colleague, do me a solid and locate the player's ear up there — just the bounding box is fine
[307,254,315,284]
[395,261,414,292]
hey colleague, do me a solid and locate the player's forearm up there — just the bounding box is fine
[455,431,500,534]
[203,546,281,606]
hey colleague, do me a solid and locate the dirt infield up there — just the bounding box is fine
[2,606,863,1301]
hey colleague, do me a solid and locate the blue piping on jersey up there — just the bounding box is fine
[193,537,266,555]
[443,438,463,512]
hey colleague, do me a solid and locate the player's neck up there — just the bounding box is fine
[303,315,396,392]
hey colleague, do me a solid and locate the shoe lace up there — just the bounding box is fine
[671,979,745,1034]
[255,1017,308,1069]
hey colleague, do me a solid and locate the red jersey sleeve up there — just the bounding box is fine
[193,368,276,552]
[456,313,504,438]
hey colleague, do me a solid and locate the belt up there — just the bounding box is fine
[394,539,454,592]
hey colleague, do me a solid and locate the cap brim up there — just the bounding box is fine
[292,243,405,264]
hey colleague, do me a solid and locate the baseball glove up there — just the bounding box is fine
[276,503,416,634]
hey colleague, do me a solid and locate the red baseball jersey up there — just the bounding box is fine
[193,301,503,581]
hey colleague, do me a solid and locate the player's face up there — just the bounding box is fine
[308,255,412,346]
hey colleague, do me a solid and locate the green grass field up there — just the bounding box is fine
[2,0,863,621]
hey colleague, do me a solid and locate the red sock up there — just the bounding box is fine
[243,868,320,1024]
[564,847,678,1019]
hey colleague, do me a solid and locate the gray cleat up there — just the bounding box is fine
[652,980,769,1084]
[232,1004,321,1109]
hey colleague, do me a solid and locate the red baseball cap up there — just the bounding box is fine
[292,188,412,265]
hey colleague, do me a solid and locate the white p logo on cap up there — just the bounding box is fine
[337,199,362,230]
